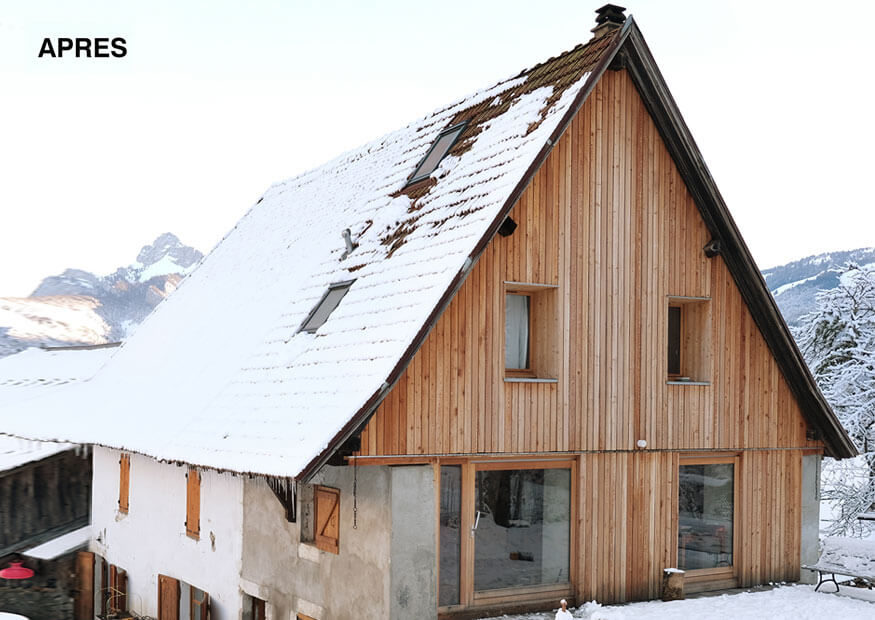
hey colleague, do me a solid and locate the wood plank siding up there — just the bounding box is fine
[356,69,820,602]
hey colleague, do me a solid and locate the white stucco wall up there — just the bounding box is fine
[90,446,245,619]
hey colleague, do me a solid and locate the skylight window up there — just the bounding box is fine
[406,122,467,186]
[299,280,355,333]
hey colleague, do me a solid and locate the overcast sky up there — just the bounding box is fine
[1,0,873,296]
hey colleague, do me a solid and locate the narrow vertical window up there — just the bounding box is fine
[118,454,130,514]
[678,462,735,570]
[186,468,200,540]
[505,294,531,371]
[439,465,462,607]
[667,305,682,376]
[190,586,210,620]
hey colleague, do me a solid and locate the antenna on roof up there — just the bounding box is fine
[592,4,627,38]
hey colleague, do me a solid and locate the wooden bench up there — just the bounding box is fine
[802,536,875,592]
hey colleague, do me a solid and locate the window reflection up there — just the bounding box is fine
[678,463,734,570]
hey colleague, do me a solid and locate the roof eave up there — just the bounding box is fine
[619,22,855,459]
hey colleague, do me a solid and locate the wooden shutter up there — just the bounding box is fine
[74,551,94,620]
[314,485,340,554]
[186,468,201,539]
[254,598,266,620]
[109,565,127,612]
[158,574,180,620]
[119,453,130,513]
[100,558,109,617]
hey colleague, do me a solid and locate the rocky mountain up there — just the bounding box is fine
[764,247,875,327]
[0,233,202,356]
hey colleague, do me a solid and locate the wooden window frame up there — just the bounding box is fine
[666,296,711,383]
[504,292,533,377]
[186,468,201,540]
[314,485,340,554]
[504,282,559,381]
[436,457,577,613]
[667,304,683,378]
[158,574,180,620]
[190,585,210,620]
[118,453,130,514]
[677,454,740,590]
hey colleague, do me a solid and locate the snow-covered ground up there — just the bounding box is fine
[486,585,875,620]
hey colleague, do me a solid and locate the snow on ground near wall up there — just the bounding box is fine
[486,586,875,620]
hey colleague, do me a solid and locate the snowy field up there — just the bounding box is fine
[486,585,875,620]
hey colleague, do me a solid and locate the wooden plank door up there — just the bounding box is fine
[158,574,180,620]
[74,551,94,620]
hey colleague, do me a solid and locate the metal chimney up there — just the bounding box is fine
[592,4,627,38]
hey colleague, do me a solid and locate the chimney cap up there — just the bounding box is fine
[592,4,627,36]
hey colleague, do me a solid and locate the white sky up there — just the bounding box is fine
[0,0,873,296]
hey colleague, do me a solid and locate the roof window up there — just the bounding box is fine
[406,122,467,186]
[299,280,355,333]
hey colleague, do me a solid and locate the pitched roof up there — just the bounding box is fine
[0,15,855,475]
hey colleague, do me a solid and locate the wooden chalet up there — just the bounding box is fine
[0,6,855,620]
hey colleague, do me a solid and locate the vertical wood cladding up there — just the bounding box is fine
[357,69,818,602]
[0,450,91,555]
[359,69,820,458]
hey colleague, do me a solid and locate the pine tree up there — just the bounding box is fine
[796,263,875,536]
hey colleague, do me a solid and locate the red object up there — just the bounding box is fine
[0,562,34,579]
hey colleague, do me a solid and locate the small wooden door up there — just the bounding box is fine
[74,551,94,620]
[158,574,180,620]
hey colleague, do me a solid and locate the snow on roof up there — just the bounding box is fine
[0,32,622,477]
[0,435,74,471]
[0,345,118,388]
[21,525,91,560]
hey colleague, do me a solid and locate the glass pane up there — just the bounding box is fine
[412,127,464,181]
[474,468,570,592]
[439,465,462,606]
[678,463,734,570]
[302,283,352,332]
[668,306,681,375]
[505,295,530,370]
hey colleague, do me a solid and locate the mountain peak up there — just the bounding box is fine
[135,233,202,271]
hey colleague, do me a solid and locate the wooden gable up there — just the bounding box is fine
[357,68,823,458]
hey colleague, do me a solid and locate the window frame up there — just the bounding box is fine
[667,304,683,378]
[677,453,740,585]
[504,292,533,377]
[298,280,355,334]
[404,122,468,187]
[504,282,559,381]
[666,296,711,384]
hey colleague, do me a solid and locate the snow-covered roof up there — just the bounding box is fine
[0,13,856,473]
[0,435,74,472]
[0,30,623,478]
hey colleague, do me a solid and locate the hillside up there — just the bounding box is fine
[764,247,875,327]
[0,233,202,356]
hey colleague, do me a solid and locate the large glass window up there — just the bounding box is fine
[473,468,570,592]
[678,463,734,570]
[439,465,462,606]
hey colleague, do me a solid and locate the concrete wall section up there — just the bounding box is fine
[241,465,393,620]
[390,466,436,618]
[90,447,244,619]
[799,454,821,584]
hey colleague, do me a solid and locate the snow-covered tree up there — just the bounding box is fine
[795,263,875,536]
